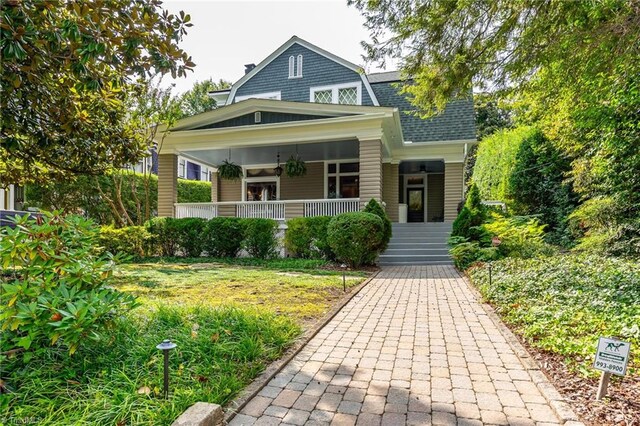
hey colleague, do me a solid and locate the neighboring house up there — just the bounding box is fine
[0,185,23,211]
[130,151,213,182]
[156,36,476,223]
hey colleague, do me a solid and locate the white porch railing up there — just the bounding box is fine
[175,203,218,219]
[236,201,286,220]
[304,198,360,217]
[174,198,360,220]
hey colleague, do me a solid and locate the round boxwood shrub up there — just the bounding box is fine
[203,217,246,257]
[327,212,384,268]
[146,217,180,256]
[363,198,392,252]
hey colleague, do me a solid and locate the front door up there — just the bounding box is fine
[407,188,424,222]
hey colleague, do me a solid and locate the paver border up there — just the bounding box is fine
[223,270,380,423]
[461,271,584,425]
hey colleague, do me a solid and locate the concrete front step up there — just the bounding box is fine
[383,248,450,255]
[387,243,449,249]
[379,260,454,266]
[379,254,452,263]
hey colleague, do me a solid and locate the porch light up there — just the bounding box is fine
[274,153,283,177]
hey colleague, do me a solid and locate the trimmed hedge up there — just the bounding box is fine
[243,219,279,259]
[203,218,246,257]
[284,216,333,259]
[99,226,151,258]
[141,217,277,259]
[327,212,384,267]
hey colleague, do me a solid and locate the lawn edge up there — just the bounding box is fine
[461,269,585,426]
[223,270,379,422]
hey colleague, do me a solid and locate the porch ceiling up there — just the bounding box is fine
[180,140,359,167]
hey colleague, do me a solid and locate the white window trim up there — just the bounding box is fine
[178,158,186,178]
[235,91,282,102]
[288,55,295,78]
[324,159,360,199]
[296,54,303,78]
[310,82,362,105]
[242,165,280,201]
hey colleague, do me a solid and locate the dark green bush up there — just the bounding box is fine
[449,242,499,270]
[363,198,392,252]
[452,184,486,239]
[98,226,151,258]
[284,216,333,259]
[146,217,180,256]
[0,212,137,355]
[173,218,207,257]
[203,218,246,257]
[242,219,278,259]
[327,212,384,267]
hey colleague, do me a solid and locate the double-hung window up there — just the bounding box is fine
[326,161,359,199]
[310,82,361,105]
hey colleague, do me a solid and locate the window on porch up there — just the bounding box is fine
[327,162,359,199]
[245,167,278,201]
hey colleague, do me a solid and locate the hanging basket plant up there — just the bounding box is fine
[285,154,307,178]
[217,160,243,180]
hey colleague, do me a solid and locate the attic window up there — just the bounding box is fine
[255,112,262,123]
[296,54,303,77]
[288,56,295,78]
[289,54,303,79]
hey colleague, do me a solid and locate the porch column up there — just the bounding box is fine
[211,171,219,202]
[358,138,383,208]
[444,162,464,221]
[382,163,399,222]
[158,153,178,218]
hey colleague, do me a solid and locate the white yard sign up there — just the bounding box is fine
[594,337,631,376]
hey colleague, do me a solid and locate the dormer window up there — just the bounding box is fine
[310,82,361,105]
[289,54,303,78]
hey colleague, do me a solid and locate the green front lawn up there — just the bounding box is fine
[3,260,367,425]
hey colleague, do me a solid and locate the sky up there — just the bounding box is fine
[162,0,395,94]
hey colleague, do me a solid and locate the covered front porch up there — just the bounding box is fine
[156,99,400,221]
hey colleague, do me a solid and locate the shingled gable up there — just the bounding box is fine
[226,36,379,106]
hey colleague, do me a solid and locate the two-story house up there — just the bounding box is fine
[156,36,476,224]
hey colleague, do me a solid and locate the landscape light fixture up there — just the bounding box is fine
[156,339,177,399]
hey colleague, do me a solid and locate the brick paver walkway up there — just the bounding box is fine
[230,265,567,426]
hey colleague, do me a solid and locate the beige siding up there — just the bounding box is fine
[218,204,235,217]
[382,163,399,222]
[211,172,219,202]
[427,173,445,222]
[444,162,464,221]
[219,178,242,202]
[158,154,177,217]
[359,139,382,207]
[285,202,304,219]
[280,162,324,200]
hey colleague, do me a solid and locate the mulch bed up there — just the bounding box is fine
[521,340,640,425]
